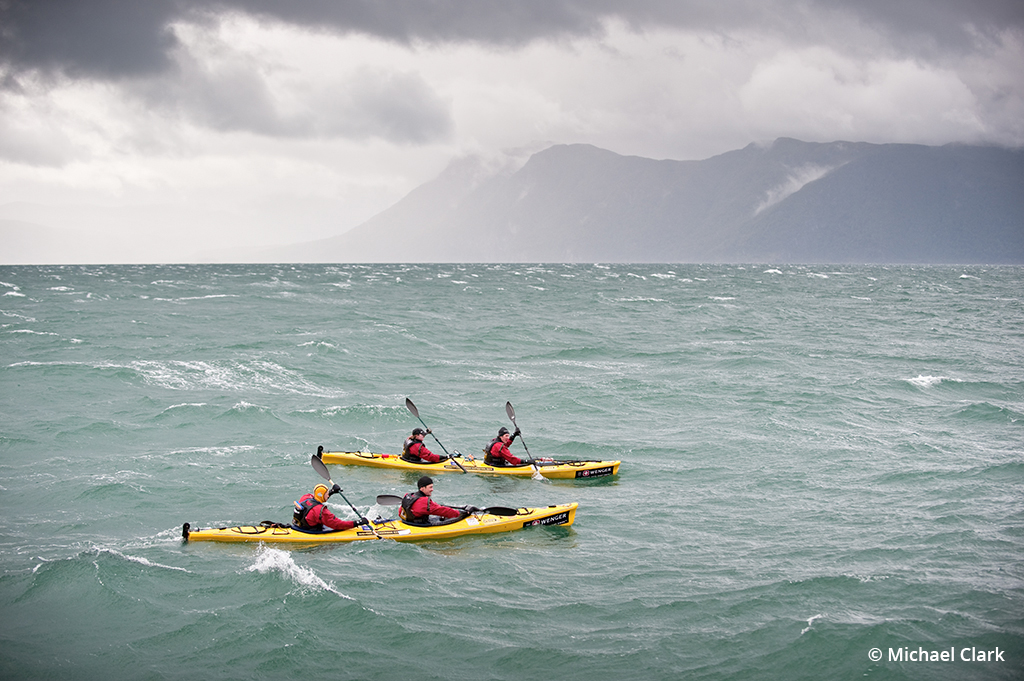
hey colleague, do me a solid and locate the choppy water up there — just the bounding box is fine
[1,263,1022,681]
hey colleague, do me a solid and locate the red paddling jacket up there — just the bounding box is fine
[293,494,357,531]
[399,491,460,522]
[483,437,523,466]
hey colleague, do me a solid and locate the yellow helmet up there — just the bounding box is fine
[313,484,330,502]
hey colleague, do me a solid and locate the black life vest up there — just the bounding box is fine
[483,438,504,466]
[403,437,426,463]
[399,490,427,521]
[292,495,322,528]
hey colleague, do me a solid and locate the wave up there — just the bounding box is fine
[905,375,964,388]
[290,403,405,420]
[159,402,209,414]
[297,339,340,350]
[614,296,666,303]
[950,402,1024,424]
[243,545,353,601]
[149,294,240,302]
[166,444,257,459]
[0,310,36,321]
[93,547,191,573]
[22,545,193,590]
[129,359,345,397]
[800,613,826,635]
[6,329,59,336]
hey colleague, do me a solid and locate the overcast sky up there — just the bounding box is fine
[1,0,1022,262]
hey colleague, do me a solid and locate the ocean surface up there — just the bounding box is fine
[1,263,1022,681]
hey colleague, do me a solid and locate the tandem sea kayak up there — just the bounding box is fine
[182,503,577,544]
[317,450,620,480]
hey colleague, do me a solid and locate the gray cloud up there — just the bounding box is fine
[128,53,453,142]
[2,0,1021,82]
[0,0,1019,163]
[321,68,453,143]
[0,0,180,80]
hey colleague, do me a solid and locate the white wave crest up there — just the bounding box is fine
[129,359,343,397]
[801,613,826,635]
[907,375,960,388]
[1,310,36,321]
[95,547,191,573]
[245,545,353,600]
[162,402,209,412]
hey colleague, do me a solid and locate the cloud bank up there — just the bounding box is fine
[0,0,1021,262]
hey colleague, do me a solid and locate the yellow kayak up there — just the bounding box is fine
[318,450,620,480]
[182,503,578,544]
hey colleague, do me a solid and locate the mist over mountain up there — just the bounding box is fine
[281,138,1024,264]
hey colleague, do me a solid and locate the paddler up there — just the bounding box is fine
[399,476,477,524]
[483,426,524,466]
[402,427,448,463]
[293,484,367,531]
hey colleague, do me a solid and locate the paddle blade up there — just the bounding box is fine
[405,397,419,418]
[505,401,515,423]
[376,494,403,506]
[310,454,332,483]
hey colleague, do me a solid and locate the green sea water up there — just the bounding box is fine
[1,263,1022,680]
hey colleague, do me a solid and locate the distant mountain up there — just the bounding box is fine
[281,138,1024,264]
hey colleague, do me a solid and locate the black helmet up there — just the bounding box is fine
[412,427,426,436]
[497,427,510,437]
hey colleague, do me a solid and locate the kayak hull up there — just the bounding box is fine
[183,503,577,544]
[319,451,619,479]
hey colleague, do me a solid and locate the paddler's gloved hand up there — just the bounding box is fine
[330,484,342,496]
[464,506,481,514]
[356,516,369,525]
[514,427,521,436]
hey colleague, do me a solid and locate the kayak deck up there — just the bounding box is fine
[183,503,577,544]
[319,450,619,479]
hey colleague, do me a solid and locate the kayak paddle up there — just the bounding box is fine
[406,397,468,473]
[310,455,382,538]
[375,494,517,517]
[505,401,545,481]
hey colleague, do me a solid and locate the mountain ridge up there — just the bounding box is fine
[278,137,1023,264]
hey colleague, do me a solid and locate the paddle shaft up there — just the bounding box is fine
[375,494,516,517]
[503,401,544,475]
[406,398,467,473]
